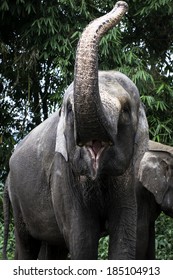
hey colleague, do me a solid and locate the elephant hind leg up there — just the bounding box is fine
[15,230,41,260]
[15,229,41,260]
[14,212,41,260]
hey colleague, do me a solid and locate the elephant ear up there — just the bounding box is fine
[55,107,68,161]
[138,151,171,205]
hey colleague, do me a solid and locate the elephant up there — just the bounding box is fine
[2,1,150,260]
[136,140,173,259]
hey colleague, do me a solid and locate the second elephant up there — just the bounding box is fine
[137,140,173,259]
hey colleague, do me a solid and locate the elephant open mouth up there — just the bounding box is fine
[85,140,109,172]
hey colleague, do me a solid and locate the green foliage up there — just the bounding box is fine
[0,182,3,218]
[155,213,173,260]
[0,220,15,260]
[98,236,109,260]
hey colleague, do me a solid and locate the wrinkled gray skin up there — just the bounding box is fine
[136,140,173,259]
[3,2,149,260]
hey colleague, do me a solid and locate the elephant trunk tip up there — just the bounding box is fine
[116,1,128,10]
[111,1,128,20]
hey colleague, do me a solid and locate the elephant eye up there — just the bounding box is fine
[67,102,72,114]
[67,102,74,123]
[119,105,131,125]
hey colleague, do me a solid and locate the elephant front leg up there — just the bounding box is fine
[68,216,100,260]
[108,207,137,260]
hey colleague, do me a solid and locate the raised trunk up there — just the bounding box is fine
[74,1,128,146]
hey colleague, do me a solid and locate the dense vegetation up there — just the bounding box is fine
[0,0,173,259]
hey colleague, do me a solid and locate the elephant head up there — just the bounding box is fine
[56,1,149,181]
[139,140,173,217]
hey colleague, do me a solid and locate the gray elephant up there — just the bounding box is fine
[3,2,149,260]
[136,140,173,259]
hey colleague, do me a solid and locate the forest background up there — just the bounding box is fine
[0,0,173,259]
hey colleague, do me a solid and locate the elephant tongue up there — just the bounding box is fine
[92,140,102,157]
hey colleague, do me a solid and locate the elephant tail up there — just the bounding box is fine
[2,177,11,260]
